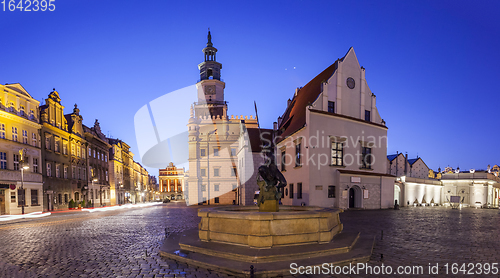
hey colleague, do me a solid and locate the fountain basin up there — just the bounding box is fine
[198,206,343,248]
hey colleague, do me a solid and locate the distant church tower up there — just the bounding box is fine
[186,30,258,206]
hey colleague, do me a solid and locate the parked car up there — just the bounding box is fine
[163,198,171,203]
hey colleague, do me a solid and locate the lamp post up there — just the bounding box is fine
[206,129,217,205]
[19,148,29,215]
[92,177,98,208]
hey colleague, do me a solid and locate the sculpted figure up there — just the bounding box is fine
[256,162,287,207]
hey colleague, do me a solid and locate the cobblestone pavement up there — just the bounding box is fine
[0,203,499,277]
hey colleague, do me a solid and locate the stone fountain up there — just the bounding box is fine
[160,164,374,277]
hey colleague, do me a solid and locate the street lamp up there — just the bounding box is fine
[19,148,29,215]
[92,177,98,208]
[206,129,217,205]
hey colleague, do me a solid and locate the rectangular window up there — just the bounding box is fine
[297,183,302,199]
[281,149,286,171]
[55,139,60,152]
[89,148,91,157]
[365,110,371,121]
[295,143,301,167]
[0,123,5,139]
[328,101,335,113]
[214,184,219,191]
[82,147,86,159]
[64,194,68,203]
[33,158,38,173]
[72,166,76,179]
[17,189,25,206]
[31,189,38,205]
[22,130,28,144]
[31,133,36,146]
[12,127,18,142]
[202,197,207,204]
[201,184,206,191]
[231,148,236,156]
[45,136,50,150]
[46,163,51,177]
[77,145,81,157]
[64,166,68,179]
[200,168,206,177]
[213,148,219,156]
[328,186,336,198]
[71,145,75,156]
[63,142,67,155]
[11,191,16,203]
[200,149,206,157]
[214,168,220,177]
[331,142,344,166]
[83,168,86,180]
[105,170,108,181]
[214,197,219,204]
[93,149,96,158]
[231,167,237,177]
[13,154,19,170]
[105,155,107,162]
[361,147,372,169]
[58,194,62,204]
[56,164,60,178]
[0,152,6,169]
[97,152,100,160]
[289,184,294,199]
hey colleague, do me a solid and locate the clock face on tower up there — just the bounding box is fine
[205,85,216,95]
[346,77,355,89]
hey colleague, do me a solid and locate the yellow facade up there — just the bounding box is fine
[0,83,43,215]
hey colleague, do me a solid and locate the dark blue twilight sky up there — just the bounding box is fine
[1,0,499,175]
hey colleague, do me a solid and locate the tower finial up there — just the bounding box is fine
[207,29,213,47]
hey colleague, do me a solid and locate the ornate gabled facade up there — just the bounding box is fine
[108,138,136,204]
[275,48,394,209]
[84,120,111,207]
[0,83,43,215]
[41,90,93,210]
[187,31,259,206]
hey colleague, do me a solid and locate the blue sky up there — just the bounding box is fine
[1,0,499,174]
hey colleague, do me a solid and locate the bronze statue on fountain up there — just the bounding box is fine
[256,161,287,212]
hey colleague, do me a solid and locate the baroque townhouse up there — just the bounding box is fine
[84,120,111,207]
[0,83,43,215]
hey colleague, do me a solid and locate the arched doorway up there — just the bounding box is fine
[394,185,401,206]
[349,188,355,208]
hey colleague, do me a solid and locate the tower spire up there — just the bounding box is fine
[207,28,213,47]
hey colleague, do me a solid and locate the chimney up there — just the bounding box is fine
[405,153,408,176]
[273,122,277,131]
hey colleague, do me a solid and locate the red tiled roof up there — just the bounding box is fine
[247,128,274,153]
[277,59,341,142]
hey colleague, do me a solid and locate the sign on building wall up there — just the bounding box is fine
[351,177,361,183]
[342,190,348,199]
[363,189,369,199]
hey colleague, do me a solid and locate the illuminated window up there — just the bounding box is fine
[55,139,60,152]
[71,144,75,156]
[77,145,81,157]
[331,142,344,166]
[81,147,85,159]
[64,166,68,179]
